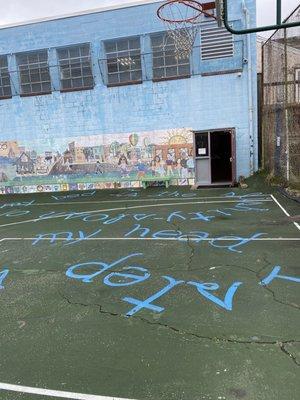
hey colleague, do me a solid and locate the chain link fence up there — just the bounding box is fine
[262,6,300,184]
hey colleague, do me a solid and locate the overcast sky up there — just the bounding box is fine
[0,0,299,36]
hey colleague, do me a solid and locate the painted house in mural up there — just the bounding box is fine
[0,0,257,194]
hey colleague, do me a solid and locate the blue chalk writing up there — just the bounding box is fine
[82,213,109,222]
[62,212,89,220]
[155,190,197,198]
[103,214,127,225]
[111,190,139,198]
[188,281,243,311]
[125,224,263,253]
[133,213,157,221]
[152,230,181,239]
[227,202,269,212]
[189,212,215,222]
[224,192,264,199]
[260,266,300,286]
[66,253,143,283]
[38,211,70,220]
[167,211,186,222]
[33,202,269,226]
[178,231,209,243]
[0,210,31,218]
[0,200,35,209]
[123,275,184,316]
[32,232,74,245]
[103,267,150,287]
[155,191,180,198]
[125,224,150,238]
[209,233,265,253]
[0,269,9,289]
[52,191,96,201]
[63,252,298,317]
[208,209,232,216]
[32,229,102,246]
[64,229,102,246]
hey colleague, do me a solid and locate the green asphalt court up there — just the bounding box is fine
[0,180,299,400]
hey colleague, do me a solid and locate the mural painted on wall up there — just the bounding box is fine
[0,129,195,194]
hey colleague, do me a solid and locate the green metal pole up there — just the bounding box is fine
[283,28,290,182]
[222,0,300,35]
[277,0,282,25]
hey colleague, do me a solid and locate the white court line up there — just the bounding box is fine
[0,382,134,400]
[0,199,273,229]
[1,237,300,242]
[0,196,272,207]
[271,194,300,232]
[27,195,272,206]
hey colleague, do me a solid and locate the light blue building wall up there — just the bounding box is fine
[0,0,257,194]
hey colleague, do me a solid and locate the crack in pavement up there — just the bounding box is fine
[167,219,196,271]
[279,342,300,366]
[263,285,300,310]
[257,256,299,311]
[60,293,300,367]
[60,292,119,317]
[224,261,300,312]
[185,235,196,271]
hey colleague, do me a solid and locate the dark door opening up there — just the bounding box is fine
[210,131,232,183]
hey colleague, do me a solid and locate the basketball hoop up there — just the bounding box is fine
[157,0,217,59]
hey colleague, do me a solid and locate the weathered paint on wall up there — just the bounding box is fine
[0,0,257,194]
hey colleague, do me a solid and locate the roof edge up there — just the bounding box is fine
[0,0,162,30]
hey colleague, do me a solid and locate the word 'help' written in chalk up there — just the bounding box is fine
[65,254,300,316]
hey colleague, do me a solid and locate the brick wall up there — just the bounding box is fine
[0,0,257,194]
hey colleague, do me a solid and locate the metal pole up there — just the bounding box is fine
[223,0,300,34]
[261,42,265,170]
[277,0,282,25]
[284,28,290,182]
[242,1,254,175]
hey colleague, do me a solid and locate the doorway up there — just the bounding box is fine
[194,129,235,186]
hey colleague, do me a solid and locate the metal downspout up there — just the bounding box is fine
[242,0,255,175]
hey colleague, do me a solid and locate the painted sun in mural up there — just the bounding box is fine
[164,129,192,145]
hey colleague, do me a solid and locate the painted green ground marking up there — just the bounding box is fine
[0,179,299,400]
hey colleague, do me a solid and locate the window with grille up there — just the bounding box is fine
[17,50,51,95]
[105,37,142,86]
[57,44,94,91]
[0,56,12,98]
[151,33,191,81]
[201,22,234,60]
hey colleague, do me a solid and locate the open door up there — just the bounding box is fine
[194,129,235,186]
[210,131,232,183]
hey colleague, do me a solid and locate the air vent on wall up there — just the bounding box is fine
[201,22,234,60]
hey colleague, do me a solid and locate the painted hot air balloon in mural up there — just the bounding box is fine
[129,133,139,147]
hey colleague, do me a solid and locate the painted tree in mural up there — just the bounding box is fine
[110,142,121,157]
[143,137,155,158]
